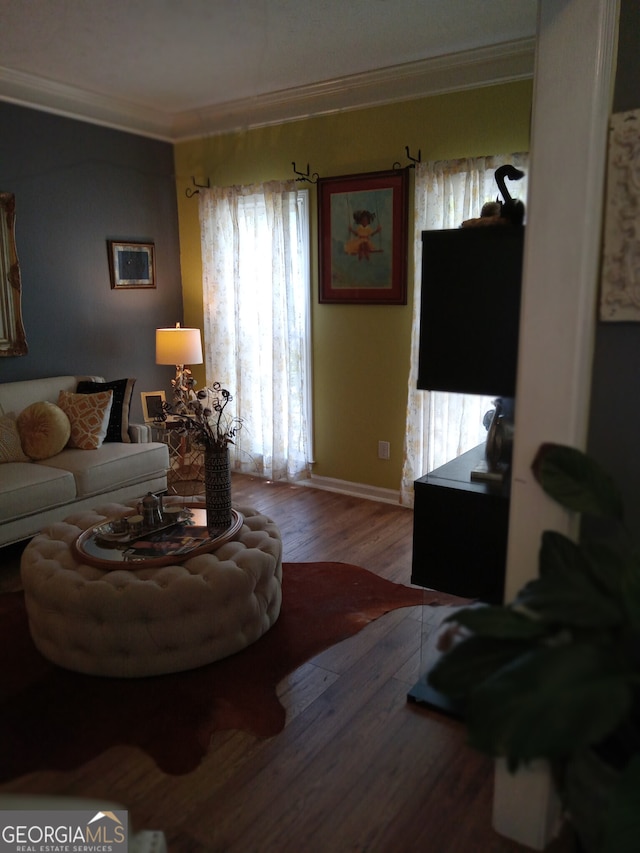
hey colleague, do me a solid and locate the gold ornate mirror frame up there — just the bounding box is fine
[0,192,28,356]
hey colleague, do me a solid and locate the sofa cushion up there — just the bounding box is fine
[0,462,76,522]
[0,413,29,463]
[36,442,170,499]
[58,390,113,450]
[0,376,105,417]
[76,378,136,443]
[16,402,71,460]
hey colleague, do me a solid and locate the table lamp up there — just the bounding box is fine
[156,323,203,405]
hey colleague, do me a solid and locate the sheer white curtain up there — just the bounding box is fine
[401,153,529,507]
[199,181,312,482]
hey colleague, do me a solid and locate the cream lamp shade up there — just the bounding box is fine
[156,323,203,367]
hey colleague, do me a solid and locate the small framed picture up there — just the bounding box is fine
[317,169,409,304]
[108,240,155,289]
[141,390,166,422]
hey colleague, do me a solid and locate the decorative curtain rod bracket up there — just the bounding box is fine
[393,146,421,171]
[292,162,319,184]
[186,176,211,198]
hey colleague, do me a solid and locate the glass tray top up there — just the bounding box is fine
[73,507,244,569]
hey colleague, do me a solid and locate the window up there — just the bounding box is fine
[401,154,529,506]
[199,182,312,482]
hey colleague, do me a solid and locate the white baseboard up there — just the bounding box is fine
[300,474,401,505]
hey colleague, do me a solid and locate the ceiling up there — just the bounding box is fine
[0,0,538,141]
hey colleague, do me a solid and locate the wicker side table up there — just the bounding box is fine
[151,421,205,496]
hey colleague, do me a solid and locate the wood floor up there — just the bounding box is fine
[0,475,576,853]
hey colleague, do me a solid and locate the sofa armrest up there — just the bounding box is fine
[128,422,152,443]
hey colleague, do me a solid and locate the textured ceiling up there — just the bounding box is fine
[0,0,538,139]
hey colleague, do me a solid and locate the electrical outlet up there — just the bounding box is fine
[378,440,390,460]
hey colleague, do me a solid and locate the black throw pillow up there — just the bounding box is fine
[76,378,136,443]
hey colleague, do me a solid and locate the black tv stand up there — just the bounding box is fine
[411,443,509,604]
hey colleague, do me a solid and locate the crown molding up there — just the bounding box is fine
[0,66,174,141]
[172,38,535,140]
[0,38,535,142]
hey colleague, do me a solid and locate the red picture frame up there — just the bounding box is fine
[318,169,408,304]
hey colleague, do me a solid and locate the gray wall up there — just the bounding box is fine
[0,102,183,423]
[586,0,640,532]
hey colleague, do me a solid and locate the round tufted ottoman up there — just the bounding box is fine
[20,502,282,677]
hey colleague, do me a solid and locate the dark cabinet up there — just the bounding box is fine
[411,226,524,604]
[411,443,509,604]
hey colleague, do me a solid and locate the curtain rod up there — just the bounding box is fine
[392,146,421,171]
[185,176,211,198]
[292,162,319,184]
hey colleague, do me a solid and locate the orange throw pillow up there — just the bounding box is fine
[16,402,71,460]
[57,389,114,450]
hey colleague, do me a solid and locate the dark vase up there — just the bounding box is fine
[203,446,232,532]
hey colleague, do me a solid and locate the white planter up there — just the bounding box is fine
[493,758,564,850]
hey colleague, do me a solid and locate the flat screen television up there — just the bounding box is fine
[417,226,524,397]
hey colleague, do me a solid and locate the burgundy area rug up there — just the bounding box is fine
[0,562,459,781]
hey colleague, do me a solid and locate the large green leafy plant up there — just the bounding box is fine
[428,443,640,853]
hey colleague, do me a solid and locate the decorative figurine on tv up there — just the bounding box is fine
[461,164,525,228]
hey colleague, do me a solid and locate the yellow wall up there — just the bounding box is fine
[174,81,532,491]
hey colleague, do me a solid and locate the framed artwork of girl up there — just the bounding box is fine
[318,169,408,304]
[345,209,383,261]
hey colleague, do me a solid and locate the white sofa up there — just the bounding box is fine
[0,375,170,547]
